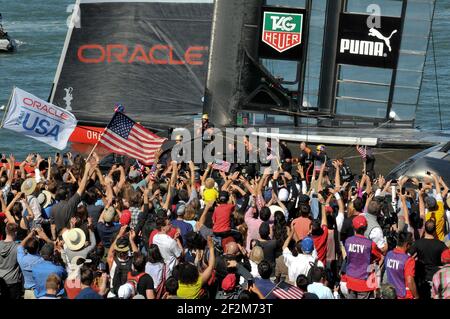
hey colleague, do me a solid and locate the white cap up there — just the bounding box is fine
[118,283,135,299]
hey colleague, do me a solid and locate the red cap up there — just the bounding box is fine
[120,210,131,226]
[221,274,236,292]
[441,249,450,264]
[352,215,367,230]
[221,236,235,248]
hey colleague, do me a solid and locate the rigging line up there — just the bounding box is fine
[431,26,443,131]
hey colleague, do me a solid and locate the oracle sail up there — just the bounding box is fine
[50,0,214,143]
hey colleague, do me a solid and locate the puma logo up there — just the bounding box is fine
[368,28,398,52]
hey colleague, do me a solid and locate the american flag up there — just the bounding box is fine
[212,159,231,173]
[272,281,305,299]
[98,112,166,165]
[356,145,367,160]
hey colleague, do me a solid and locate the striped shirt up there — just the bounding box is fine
[432,265,450,299]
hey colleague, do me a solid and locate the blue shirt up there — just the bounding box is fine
[75,287,102,299]
[254,278,277,299]
[171,219,193,244]
[307,282,334,299]
[32,260,67,298]
[97,222,121,248]
[16,246,44,289]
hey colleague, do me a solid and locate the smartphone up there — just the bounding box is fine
[401,187,406,195]
[391,179,398,184]
[247,280,253,288]
[418,182,423,189]
[426,171,431,176]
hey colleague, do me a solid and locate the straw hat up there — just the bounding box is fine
[103,206,116,223]
[37,190,54,208]
[21,178,37,196]
[62,228,86,251]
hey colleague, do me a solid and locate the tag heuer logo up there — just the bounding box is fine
[262,12,303,53]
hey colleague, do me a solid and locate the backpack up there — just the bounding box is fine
[307,258,320,284]
[112,256,133,295]
[126,272,147,292]
[155,264,167,299]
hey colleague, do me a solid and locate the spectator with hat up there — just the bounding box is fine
[97,205,121,250]
[344,215,382,299]
[62,221,96,262]
[282,227,324,285]
[21,178,43,226]
[431,249,450,299]
[172,201,194,245]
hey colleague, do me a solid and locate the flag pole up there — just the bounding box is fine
[363,145,367,175]
[0,86,14,128]
[85,112,116,162]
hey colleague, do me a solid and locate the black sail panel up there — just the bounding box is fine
[51,0,214,129]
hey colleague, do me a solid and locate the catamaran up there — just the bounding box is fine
[49,0,450,178]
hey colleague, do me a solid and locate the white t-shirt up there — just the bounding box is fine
[249,260,261,279]
[152,233,182,275]
[145,262,165,288]
[282,248,324,283]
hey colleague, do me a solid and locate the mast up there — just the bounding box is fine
[203,0,263,128]
[317,0,344,117]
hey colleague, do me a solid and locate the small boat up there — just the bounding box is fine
[0,37,16,53]
[0,15,16,53]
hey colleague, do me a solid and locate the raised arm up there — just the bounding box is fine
[77,161,95,196]
[332,160,341,189]
[439,177,449,199]
[431,173,441,197]
[201,163,213,185]
[201,236,216,284]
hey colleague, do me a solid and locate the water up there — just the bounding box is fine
[0,0,449,160]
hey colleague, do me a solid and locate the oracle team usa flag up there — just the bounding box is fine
[1,87,77,150]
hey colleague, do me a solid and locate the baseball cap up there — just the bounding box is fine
[118,283,134,299]
[176,201,186,216]
[441,249,450,264]
[352,215,368,230]
[120,210,131,226]
[221,274,236,292]
[301,237,314,254]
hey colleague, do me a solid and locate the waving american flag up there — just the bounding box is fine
[98,112,166,165]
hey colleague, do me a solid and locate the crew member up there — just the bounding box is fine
[344,215,382,299]
[384,231,418,299]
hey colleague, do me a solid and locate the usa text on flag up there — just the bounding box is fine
[98,112,166,165]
